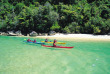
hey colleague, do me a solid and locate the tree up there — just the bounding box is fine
[15,3,25,14]
[50,21,60,32]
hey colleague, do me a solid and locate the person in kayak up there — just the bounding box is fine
[45,38,48,42]
[33,39,36,43]
[27,39,31,42]
[53,39,57,47]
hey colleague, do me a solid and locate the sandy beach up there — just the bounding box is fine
[23,33,110,41]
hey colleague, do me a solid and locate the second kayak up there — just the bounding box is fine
[41,41,66,44]
[42,45,74,49]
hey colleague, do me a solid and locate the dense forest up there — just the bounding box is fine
[0,0,110,34]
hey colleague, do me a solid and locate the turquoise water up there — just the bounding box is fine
[0,36,110,74]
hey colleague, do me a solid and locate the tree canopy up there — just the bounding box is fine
[0,0,110,34]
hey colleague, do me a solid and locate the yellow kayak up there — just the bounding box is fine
[41,41,66,44]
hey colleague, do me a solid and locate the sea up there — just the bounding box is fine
[0,36,110,74]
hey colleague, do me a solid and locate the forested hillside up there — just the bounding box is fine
[0,0,110,34]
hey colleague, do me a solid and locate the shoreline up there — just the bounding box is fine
[1,33,110,41]
[16,33,110,42]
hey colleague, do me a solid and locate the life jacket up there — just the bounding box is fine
[54,40,57,43]
[45,39,48,42]
[53,40,57,47]
[27,39,31,42]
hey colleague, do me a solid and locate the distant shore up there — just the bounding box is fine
[17,33,110,42]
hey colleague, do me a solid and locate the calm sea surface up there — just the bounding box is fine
[0,36,110,74]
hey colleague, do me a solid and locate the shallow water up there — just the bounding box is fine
[0,36,110,74]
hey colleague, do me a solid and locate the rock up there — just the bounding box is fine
[29,31,38,37]
[48,31,56,36]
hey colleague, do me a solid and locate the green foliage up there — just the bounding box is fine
[50,22,60,31]
[34,2,40,7]
[44,2,53,15]
[64,26,71,33]
[15,3,25,14]
[68,22,80,33]
[93,27,101,34]
[48,11,59,24]
[0,20,7,30]
[0,0,110,34]
[1,0,8,3]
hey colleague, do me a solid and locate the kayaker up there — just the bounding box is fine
[27,39,31,42]
[33,39,36,43]
[53,39,57,47]
[45,38,48,42]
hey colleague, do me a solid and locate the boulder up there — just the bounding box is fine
[48,31,56,35]
[29,31,38,37]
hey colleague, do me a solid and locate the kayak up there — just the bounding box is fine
[24,41,45,44]
[41,41,66,44]
[42,45,74,49]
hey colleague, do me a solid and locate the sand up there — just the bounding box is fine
[10,33,110,41]
[31,33,110,41]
